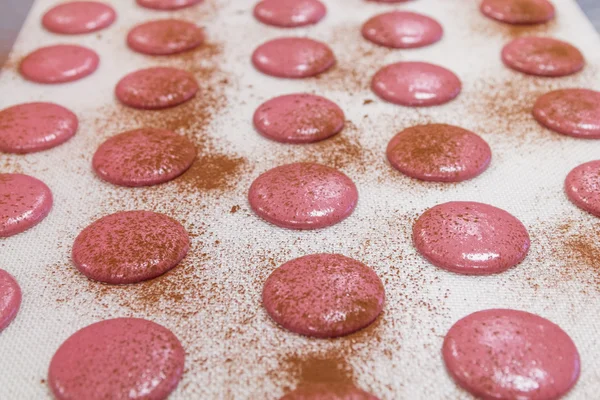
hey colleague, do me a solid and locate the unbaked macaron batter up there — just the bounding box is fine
[92,128,196,187]
[127,19,205,55]
[533,89,600,138]
[0,102,78,154]
[0,173,53,238]
[413,201,530,274]
[254,0,326,28]
[115,67,199,109]
[252,37,336,78]
[565,160,600,217]
[262,253,385,338]
[72,210,190,284]
[20,44,99,84]
[0,269,21,332]
[386,124,491,182]
[253,93,345,143]
[48,318,185,400]
[362,11,443,49]
[248,162,358,230]
[442,309,580,400]
[371,61,461,107]
[42,1,116,34]
[480,0,555,25]
[501,36,585,77]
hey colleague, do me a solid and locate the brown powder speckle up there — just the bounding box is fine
[89,41,249,199]
[178,154,247,192]
[283,350,355,387]
[527,220,600,291]
[314,25,389,94]
[468,75,562,143]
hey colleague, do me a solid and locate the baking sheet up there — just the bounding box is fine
[1,0,600,399]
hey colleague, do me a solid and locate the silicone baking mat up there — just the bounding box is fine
[1,0,600,398]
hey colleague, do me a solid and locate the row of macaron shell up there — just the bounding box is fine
[0,0,592,400]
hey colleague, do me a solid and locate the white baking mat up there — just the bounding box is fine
[1,0,600,398]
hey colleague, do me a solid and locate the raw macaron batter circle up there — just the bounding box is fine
[0,173,53,237]
[371,61,461,107]
[252,37,336,78]
[248,162,358,230]
[413,201,530,274]
[442,309,580,400]
[501,36,585,77]
[42,1,116,34]
[48,318,185,400]
[386,124,492,182]
[115,67,199,109]
[565,160,600,217]
[0,102,78,154]
[254,0,327,28]
[72,210,190,284]
[253,93,345,143]
[20,44,99,84]
[262,254,385,338]
[92,128,196,187]
[480,0,555,25]
[127,19,205,55]
[361,11,443,49]
[0,269,22,332]
[533,89,600,138]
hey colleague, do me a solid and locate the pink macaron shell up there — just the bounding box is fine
[0,102,78,154]
[281,384,380,400]
[127,19,205,56]
[413,201,530,275]
[565,160,600,217]
[533,89,600,138]
[371,62,461,107]
[20,44,99,84]
[48,318,185,400]
[136,0,202,10]
[254,0,327,28]
[0,269,22,332]
[42,1,116,34]
[93,128,196,187]
[263,254,385,338]
[72,210,190,284]
[252,37,336,79]
[0,174,53,238]
[443,309,580,400]
[362,11,443,49]
[387,124,491,182]
[115,67,199,110]
[501,37,585,77]
[480,0,555,25]
[248,162,358,230]
[253,93,345,143]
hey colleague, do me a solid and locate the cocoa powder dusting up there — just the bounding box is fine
[275,121,372,173]
[282,350,355,388]
[92,41,249,195]
[469,76,563,143]
[558,222,600,288]
[314,25,389,93]
[178,153,246,191]
[528,220,600,291]
[271,318,386,397]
